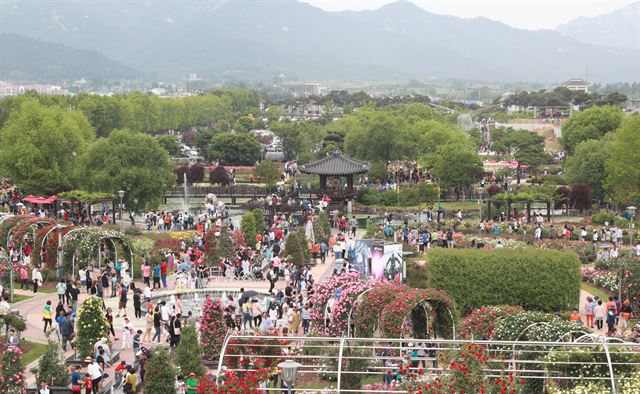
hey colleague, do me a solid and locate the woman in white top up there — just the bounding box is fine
[32,267,43,294]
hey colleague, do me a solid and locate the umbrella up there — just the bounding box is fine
[243,290,260,298]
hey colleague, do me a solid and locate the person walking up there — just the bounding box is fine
[594,300,606,331]
[56,279,67,303]
[152,306,162,343]
[42,300,53,333]
[32,266,43,294]
[620,300,633,330]
[19,265,29,290]
[117,285,128,317]
[584,296,596,329]
[133,289,142,319]
[143,309,153,344]
[105,308,117,340]
[122,316,133,350]
[152,263,161,290]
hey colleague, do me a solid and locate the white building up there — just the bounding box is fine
[561,79,590,93]
[283,83,326,97]
[0,81,69,98]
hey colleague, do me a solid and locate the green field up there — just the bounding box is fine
[21,340,48,366]
[9,294,32,305]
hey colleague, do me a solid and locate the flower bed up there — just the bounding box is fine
[581,268,618,292]
[460,305,524,340]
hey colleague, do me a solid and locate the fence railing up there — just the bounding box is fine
[217,334,640,393]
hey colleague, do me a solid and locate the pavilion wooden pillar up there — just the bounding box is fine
[507,201,511,220]
[546,200,551,222]
[526,201,531,223]
[487,199,492,220]
[346,174,354,190]
[319,175,327,190]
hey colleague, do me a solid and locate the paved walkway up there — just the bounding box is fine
[14,246,339,388]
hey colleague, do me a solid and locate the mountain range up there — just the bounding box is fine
[0,33,139,82]
[0,0,637,83]
[555,2,640,50]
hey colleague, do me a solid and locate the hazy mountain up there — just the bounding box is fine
[0,33,140,82]
[556,2,640,50]
[0,0,637,82]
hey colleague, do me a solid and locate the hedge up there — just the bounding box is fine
[408,248,581,312]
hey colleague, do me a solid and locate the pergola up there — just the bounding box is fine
[299,150,369,202]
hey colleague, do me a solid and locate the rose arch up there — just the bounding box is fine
[378,287,457,339]
[61,227,133,278]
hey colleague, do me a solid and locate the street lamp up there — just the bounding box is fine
[117,190,125,220]
[478,187,484,235]
[278,359,302,394]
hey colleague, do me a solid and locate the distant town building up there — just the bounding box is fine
[283,83,326,97]
[187,73,200,82]
[0,81,69,98]
[561,79,589,93]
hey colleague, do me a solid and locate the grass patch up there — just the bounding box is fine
[581,282,612,301]
[9,294,32,305]
[21,340,48,366]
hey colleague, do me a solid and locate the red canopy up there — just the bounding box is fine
[21,195,60,205]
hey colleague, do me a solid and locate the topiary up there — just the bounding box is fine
[75,296,110,358]
[31,341,70,387]
[199,295,227,360]
[174,324,206,377]
[143,348,176,394]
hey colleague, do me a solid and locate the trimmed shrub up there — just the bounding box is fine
[410,248,581,312]
[591,210,617,225]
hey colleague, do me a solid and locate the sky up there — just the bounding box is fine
[302,0,638,30]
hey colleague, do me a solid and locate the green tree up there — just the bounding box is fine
[76,94,124,137]
[76,129,174,211]
[207,132,261,165]
[565,138,612,200]
[283,229,310,267]
[606,115,640,205]
[143,348,176,394]
[174,324,205,377]
[241,212,257,247]
[430,144,483,190]
[271,120,324,161]
[31,341,69,386]
[252,209,266,235]
[343,110,419,162]
[0,99,94,194]
[561,106,623,154]
[233,114,256,132]
[253,160,280,184]
[493,128,549,183]
[156,134,181,156]
[75,296,110,358]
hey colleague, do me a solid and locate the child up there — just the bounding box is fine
[84,373,93,394]
[133,329,142,352]
[569,308,582,324]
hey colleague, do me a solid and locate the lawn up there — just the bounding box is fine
[9,293,32,305]
[581,282,612,301]
[11,279,57,293]
[21,340,48,366]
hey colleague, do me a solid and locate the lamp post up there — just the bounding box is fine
[478,186,484,234]
[117,190,125,221]
[278,359,302,394]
